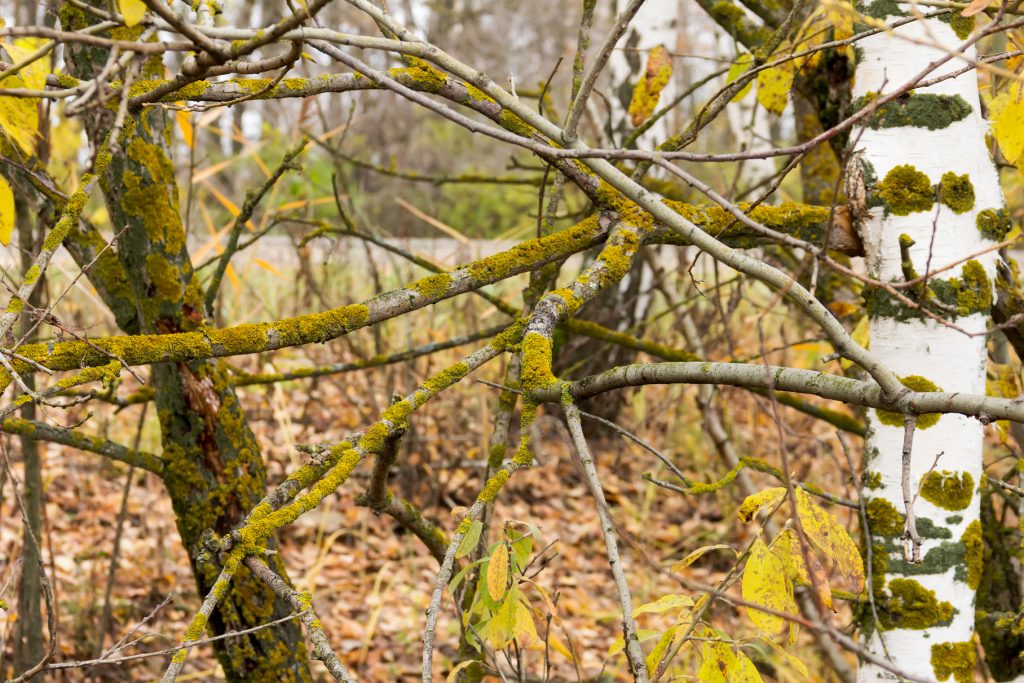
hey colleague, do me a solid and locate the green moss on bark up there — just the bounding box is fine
[876,164,934,216]
[919,470,974,511]
[931,641,976,683]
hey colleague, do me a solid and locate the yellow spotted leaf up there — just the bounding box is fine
[487,543,510,601]
[775,528,835,611]
[762,637,809,680]
[994,81,1024,165]
[513,600,539,648]
[742,536,797,637]
[698,634,762,682]
[738,487,787,522]
[628,45,673,127]
[0,175,13,246]
[756,63,794,115]
[119,0,148,27]
[794,487,865,593]
[735,650,765,682]
[770,528,810,585]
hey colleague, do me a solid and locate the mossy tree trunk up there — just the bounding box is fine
[850,10,998,682]
[59,4,312,680]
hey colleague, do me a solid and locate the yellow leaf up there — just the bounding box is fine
[489,587,518,650]
[671,544,736,573]
[761,637,810,680]
[960,0,990,16]
[756,63,794,115]
[487,543,510,601]
[734,650,765,682]
[119,0,148,27]
[0,175,13,246]
[252,258,281,275]
[628,45,673,127]
[607,630,660,658]
[513,600,539,648]
[737,487,787,522]
[177,109,194,148]
[645,626,678,674]
[4,38,50,91]
[697,635,761,682]
[741,537,797,637]
[446,661,479,683]
[842,315,869,369]
[726,54,754,102]
[794,487,865,593]
[770,528,810,585]
[994,82,1024,165]
[771,526,835,612]
[0,70,38,154]
[633,593,694,617]
[823,0,856,39]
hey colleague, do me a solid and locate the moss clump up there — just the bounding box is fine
[866,497,905,536]
[854,92,972,131]
[938,11,976,40]
[876,375,942,429]
[945,259,992,316]
[977,208,1012,241]
[863,470,883,490]
[408,272,452,300]
[931,641,975,683]
[877,578,955,630]
[939,172,975,214]
[520,333,557,392]
[919,470,974,511]
[876,164,934,215]
[961,519,983,590]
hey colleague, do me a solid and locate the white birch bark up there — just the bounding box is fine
[851,13,1002,683]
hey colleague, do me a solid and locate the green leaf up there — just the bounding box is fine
[455,519,483,558]
[726,53,754,102]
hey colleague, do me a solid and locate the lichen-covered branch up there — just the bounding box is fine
[243,557,356,682]
[0,417,165,475]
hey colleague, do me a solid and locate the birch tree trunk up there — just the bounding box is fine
[851,12,1002,682]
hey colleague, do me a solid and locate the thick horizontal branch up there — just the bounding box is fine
[0,220,608,390]
[1,417,165,475]
[532,361,1024,424]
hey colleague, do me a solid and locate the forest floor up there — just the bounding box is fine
[0,242,872,681]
